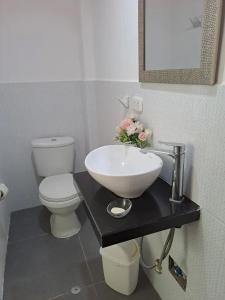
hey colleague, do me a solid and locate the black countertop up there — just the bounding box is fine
[74,172,200,247]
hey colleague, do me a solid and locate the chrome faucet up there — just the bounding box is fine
[141,141,185,203]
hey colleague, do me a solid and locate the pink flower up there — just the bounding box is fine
[127,124,137,136]
[120,118,133,129]
[138,132,147,141]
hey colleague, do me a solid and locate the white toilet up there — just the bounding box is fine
[32,136,81,238]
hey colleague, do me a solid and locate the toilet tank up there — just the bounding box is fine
[32,137,75,177]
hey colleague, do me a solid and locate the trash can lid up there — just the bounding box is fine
[100,240,140,266]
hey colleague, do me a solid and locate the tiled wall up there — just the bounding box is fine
[92,80,225,300]
[0,81,88,212]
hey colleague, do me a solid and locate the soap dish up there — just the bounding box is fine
[107,198,132,218]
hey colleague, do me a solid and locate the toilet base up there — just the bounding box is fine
[50,212,81,238]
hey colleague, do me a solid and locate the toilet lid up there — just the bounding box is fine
[39,173,78,202]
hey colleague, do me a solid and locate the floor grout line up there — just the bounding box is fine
[78,235,95,283]
[78,235,104,298]
[78,235,104,297]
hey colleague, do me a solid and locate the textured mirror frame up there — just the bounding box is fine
[139,0,223,85]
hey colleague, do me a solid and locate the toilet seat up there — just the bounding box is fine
[40,195,80,209]
[39,173,78,202]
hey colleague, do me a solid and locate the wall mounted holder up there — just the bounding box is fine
[74,172,200,247]
[0,183,8,201]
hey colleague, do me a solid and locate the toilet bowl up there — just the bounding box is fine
[32,136,81,238]
[39,173,81,238]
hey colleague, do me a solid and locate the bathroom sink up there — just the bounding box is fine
[85,145,163,198]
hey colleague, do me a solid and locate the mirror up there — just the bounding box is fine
[139,0,223,84]
[145,0,204,70]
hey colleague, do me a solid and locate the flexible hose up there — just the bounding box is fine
[140,228,175,273]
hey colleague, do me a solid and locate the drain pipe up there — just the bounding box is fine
[140,228,175,273]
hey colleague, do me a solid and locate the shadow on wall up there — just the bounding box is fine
[31,152,42,188]
[140,82,220,98]
[184,144,194,198]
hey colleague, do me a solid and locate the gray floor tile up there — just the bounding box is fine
[49,285,98,300]
[78,218,104,283]
[86,256,104,284]
[4,235,92,300]
[94,269,160,300]
[78,209,100,258]
[9,206,50,243]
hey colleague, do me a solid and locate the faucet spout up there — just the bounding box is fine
[140,147,174,157]
[141,141,185,203]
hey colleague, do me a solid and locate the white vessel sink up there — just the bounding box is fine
[85,145,163,199]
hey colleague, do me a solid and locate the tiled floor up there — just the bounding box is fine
[4,204,160,300]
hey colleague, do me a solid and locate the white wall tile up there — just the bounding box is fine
[214,234,225,300]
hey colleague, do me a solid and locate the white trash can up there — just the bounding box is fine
[100,240,140,296]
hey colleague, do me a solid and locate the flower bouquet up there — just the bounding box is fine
[115,118,152,148]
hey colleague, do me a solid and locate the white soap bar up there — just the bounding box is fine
[111,207,125,214]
